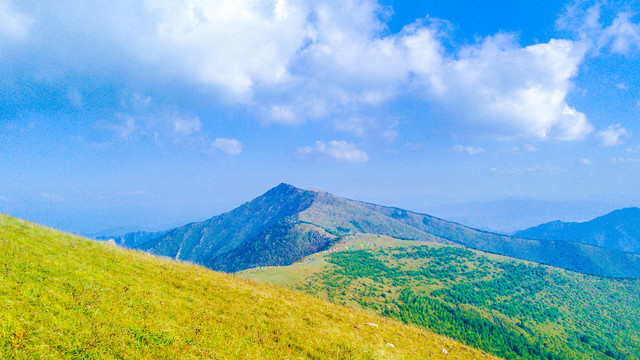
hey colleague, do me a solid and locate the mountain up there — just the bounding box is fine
[514,207,640,254]
[139,183,445,272]
[242,234,640,360]
[96,229,167,248]
[0,213,498,360]
[135,183,640,278]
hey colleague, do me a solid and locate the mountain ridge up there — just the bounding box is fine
[110,183,640,278]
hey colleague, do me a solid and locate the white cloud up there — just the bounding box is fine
[437,36,592,141]
[109,93,202,141]
[265,105,299,125]
[334,117,398,140]
[453,145,485,155]
[598,124,628,146]
[112,115,138,140]
[580,158,592,165]
[626,145,640,153]
[0,0,31,42]
[211,138,243,155]
[559,2,640,55]
[140,0,311,97]
[2,1,603,141]
[172,114,202,135]
[598,12,640,55]
[296,140,369,163]
[506,144,539,154]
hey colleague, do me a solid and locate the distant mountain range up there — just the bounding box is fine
[104,183,640,278]
[514,207,640,254]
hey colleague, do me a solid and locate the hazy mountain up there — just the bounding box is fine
[135,183,640,278]
[96,230,168,248]
[86,225,143,238]
[514,207,640,254]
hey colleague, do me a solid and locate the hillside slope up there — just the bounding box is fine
[0,214,499,360]
[129,184,640,279]
[242,234,640,360]
[514,207,640,254]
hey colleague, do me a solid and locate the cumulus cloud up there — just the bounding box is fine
[440,36,591,141]
[296,140,369,163]
[211,138,243,155]
[3,0,616,142]
[559,1,640,55]
[598,124,628,146]
[598,12,640,54]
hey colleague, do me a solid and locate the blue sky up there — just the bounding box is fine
[1,0,639,234]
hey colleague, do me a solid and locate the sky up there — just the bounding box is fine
[1,0,640,234]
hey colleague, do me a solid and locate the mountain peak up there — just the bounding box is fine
[274,182,299,190]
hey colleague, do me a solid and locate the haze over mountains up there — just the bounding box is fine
[104,183,640,279]
[515,207,640,254]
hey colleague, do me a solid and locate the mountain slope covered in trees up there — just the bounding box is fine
[242,234,640,360]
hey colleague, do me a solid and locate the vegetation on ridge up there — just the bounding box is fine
[243,234,640,360]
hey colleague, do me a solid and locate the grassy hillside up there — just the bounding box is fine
[0,214,500,360]
[242,234,640,360]
[514,207,640,254]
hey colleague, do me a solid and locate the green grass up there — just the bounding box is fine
[0,214,500,360]
[242,234,640,360]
